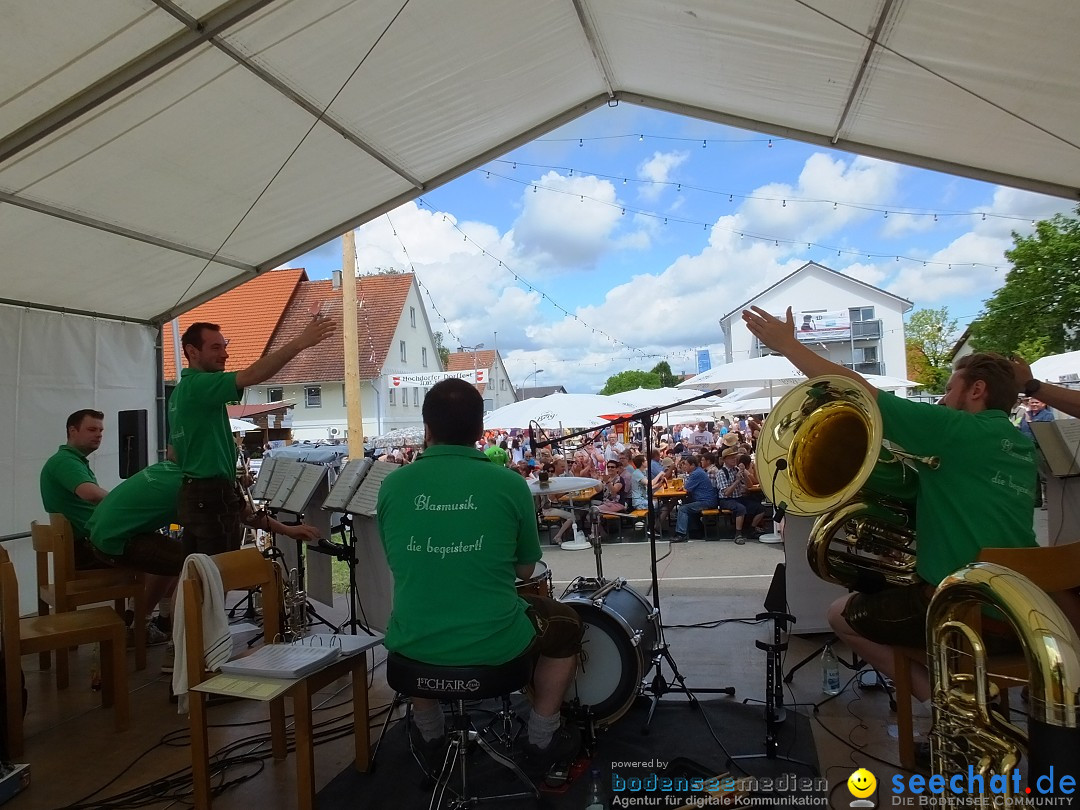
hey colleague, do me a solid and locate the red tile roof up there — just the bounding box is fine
[266,273,415,384]
[162,269,306,381]
[446,349,498,395]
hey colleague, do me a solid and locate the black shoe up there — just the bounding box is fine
[670,534,689,544]
[520,723,581,774]
[409,726,449,777]
[733,535,746,545]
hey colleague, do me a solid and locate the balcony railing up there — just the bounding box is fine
[843,361,885,375]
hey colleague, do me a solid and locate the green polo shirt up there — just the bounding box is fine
[40,444,99,540]
[87,461,182,556]
[484,445,510,467]
[169,367,242,479]
[377,443,542,666]
[876,392,1037,586]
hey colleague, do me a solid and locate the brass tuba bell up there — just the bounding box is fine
[757,375,937,593]
[928,562,1080,799]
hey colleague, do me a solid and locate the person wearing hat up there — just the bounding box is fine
[716,447,766,543]
[720,432,739,448]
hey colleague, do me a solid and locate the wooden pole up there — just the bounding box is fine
[341,231,365,446]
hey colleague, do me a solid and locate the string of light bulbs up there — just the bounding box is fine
[487,158,1038,225]
[412,199,652,359]
[384,212,463,350]
[481,168,1010,272]
[533,132,783,147]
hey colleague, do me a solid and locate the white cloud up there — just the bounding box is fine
[509,171,624,270]
[885,187,1071,305]
[739,154,902,242]
[636,150,689,201]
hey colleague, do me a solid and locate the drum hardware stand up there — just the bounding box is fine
[729,563,816,772]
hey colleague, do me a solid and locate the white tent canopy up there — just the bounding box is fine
[2,0,1079,324]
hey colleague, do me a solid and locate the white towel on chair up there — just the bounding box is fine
[172,553,231,713]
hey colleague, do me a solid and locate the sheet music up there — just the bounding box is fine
[249,456,277,501]
[280,463,328,514]
[345,461,396,516]
[323,458,372,512]
[266,459,303,509]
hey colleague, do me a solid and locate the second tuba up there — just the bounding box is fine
[757,375,937,592]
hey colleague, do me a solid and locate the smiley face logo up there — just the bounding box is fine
[848,768,877,802]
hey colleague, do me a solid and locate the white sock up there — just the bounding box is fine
[412,703,445,742]
[528,709,561,748]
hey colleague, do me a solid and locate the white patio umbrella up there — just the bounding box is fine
[483,392,637,429]
[678,354,805,391]
[1031,350,1080,383]
[616,386,729,411]
[230,418,259,433]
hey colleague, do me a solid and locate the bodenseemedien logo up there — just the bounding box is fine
[848,768,877,807]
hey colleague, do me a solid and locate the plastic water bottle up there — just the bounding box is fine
[821,643,841,696]
[584,768,607,810]
[572,524,585,544]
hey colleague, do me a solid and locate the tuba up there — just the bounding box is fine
[757,375,937,592]
[928,562,1080,800]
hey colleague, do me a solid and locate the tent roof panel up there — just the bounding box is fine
[2,0,1079,323]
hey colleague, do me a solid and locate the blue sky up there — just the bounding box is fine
[287,103,1071,393]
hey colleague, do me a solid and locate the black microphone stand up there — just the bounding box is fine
[534,387,738,734]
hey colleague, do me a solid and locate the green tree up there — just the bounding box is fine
[650,361,678,388]
[433,331,450,369]
[969,206,1080,357]
[905,307,957,392]
[600,369,660,395]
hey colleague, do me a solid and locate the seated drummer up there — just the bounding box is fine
[376,379,583,773]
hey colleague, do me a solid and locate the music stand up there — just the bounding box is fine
[260,458,337,634]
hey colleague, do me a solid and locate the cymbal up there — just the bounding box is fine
[526,476,601,496]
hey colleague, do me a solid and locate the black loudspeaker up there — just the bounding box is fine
[118,408,148,479]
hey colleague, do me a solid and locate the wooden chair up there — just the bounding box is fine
[893,542,1080,769]
[0,545,128,757]
[184,548,371,810]
[31,515,148,686]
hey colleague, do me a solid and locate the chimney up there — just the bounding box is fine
[332,269,342,289]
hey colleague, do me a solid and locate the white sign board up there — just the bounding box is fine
[386,369,489,388]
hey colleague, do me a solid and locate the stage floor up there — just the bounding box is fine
[9,507,1048,808]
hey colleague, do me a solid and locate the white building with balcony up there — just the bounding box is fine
[719,261,913,383]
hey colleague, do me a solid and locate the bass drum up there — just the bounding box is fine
[560,580,658,727]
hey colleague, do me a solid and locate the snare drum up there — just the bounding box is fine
[515,560,553,598]
[559,579,658,727]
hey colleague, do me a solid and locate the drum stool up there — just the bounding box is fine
[380,651,539,810]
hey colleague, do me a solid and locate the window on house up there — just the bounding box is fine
[410,307,416,328]
[305,386,322,408]
[500,378,506,391]
[412,388,419,407]
[267,387,283,403]
[854,346,878,363]
[422,347,428,368]
[849,306,876,322]
[400,340,407,362]
[389,389,396,405]
[403,387,410,407]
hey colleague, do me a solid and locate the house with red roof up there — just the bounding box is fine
[165,268,445,442]
[445,349,517,412]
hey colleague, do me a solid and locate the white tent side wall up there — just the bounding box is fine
[0,305,159,612]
